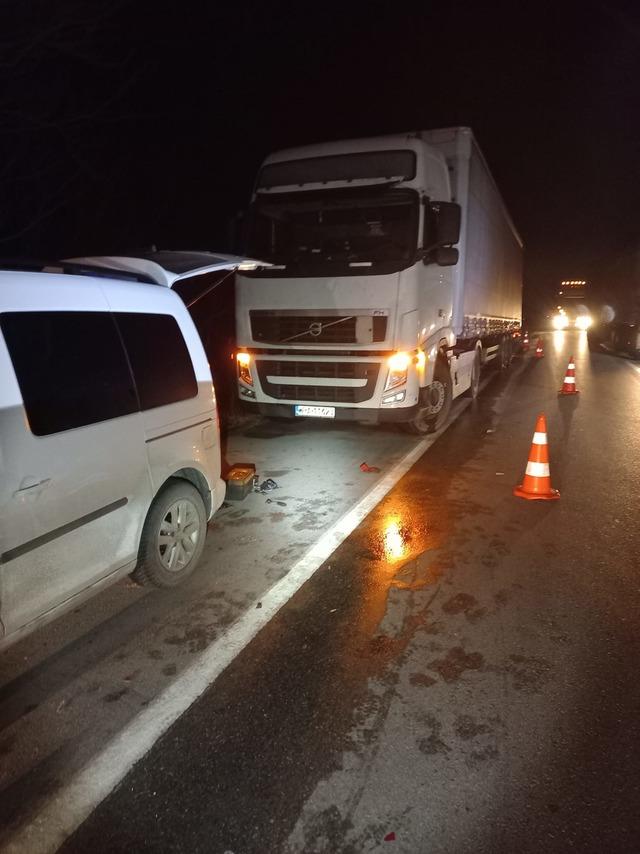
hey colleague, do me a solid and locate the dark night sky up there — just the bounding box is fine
[3,0,640,316]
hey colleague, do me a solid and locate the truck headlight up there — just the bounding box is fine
[236,351,253,385]
[385,351,411,390]
[575,315,592,330]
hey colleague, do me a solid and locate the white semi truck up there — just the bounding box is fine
[235,127,523,433]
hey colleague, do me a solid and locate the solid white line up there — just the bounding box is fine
[5,398,472,854]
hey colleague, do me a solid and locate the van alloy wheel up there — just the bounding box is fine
[132,480,207,588]
[157,499,201,571]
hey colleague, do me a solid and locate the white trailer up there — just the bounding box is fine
[235,127,522,433]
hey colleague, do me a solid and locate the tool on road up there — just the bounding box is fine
[514,413,560,500]
[559,355,579,395]
[535,338,544,358]
[265,497,287,507]
[256,477,279,493]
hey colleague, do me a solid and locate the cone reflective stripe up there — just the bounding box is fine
[535,338,544,358]
[559,355,579,395]
[514,413,560,500]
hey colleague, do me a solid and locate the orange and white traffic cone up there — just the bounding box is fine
[522,330,530,352]
[558,355,579,395]
[534,338,544,358]
[514,413,560,500]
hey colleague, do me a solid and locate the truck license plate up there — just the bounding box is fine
[294,405,336,419]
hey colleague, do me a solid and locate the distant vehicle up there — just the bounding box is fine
[587,320,640,359]
[550,306,593,331]
[235,127,523,434]
[550,280,593,330]
[586,249,640,358]
[0,260,229,651]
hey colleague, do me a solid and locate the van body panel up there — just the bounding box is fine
[0,399,152,635]
[0,268,223,650]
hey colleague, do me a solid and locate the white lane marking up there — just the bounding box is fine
[6,397,474,854]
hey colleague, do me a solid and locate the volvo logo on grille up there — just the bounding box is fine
[308,322,323,337]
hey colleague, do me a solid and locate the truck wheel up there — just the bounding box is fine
[496,335,512,370]
[405,358,452,435]
[132,480,207,588]
[466,349,481,399]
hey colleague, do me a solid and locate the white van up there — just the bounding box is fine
[0,264,226,651]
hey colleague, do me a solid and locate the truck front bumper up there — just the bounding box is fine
[248,401,421,424]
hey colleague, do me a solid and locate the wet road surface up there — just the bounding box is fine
[6,332,640,853]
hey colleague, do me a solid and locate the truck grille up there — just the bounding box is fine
[255,360,379,403]
[250,311,387,345]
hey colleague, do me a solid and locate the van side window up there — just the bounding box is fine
[115,313,198,410]
[0,311,138,436]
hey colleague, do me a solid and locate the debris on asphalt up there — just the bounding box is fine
[256,601,262,609]
[384,831,396,842]
[255,477,279,493]
[360,462,381,473]
[496,471,505,476]
[486,428,495,433]
[265,498,287,507]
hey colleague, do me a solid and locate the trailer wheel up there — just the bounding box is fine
[495,335,512,370]
[405,358,452,435]
[466,349,481,399]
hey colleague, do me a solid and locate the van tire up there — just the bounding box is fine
[132,480,207,588]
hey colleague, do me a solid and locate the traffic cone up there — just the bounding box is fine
[514,413,560,500]
[522,330,530,352]
[558,355,579,395]
[534,338,544,358]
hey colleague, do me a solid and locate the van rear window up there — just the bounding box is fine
[0,311,137,435]
[115,313,198,410]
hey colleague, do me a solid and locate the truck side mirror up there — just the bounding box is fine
[431,201,461,246]
[434,247,459,267]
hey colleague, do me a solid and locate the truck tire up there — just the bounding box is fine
[466,349,481,399]
[132,480,207,588]
[405,358,452,435]
[496,335,512,370]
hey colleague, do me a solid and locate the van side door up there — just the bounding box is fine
[0,288,152,637]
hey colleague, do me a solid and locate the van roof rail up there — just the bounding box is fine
[0,259,157,285]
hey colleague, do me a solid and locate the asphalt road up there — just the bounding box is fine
[4,331,640,853]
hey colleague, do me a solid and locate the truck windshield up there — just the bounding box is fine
[245,188,418,276]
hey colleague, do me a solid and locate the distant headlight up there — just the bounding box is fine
[552,314,568,330]
[575,315,592,330]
